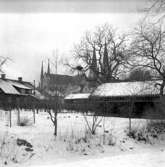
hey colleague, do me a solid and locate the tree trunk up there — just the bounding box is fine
[54,110,57,136]
[33,109,35,124]
[129,99,134,134]
[17,109,20,125]
[9,110,12,127]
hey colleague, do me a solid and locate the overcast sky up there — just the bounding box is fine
[0,0,150,83]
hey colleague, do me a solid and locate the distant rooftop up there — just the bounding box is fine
[64,93,90,100]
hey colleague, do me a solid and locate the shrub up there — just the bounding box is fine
[127,120,165,143]
[0,133,34,165]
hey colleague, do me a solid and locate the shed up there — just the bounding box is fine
[0,76,37,110]
[90,80,165,118]
[64,93,91,111]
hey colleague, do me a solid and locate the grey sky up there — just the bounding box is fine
[0,0,150,84]
[0,0,149,13]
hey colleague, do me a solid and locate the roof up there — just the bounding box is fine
[0,80,20,95]
[0,78,33,95]
[64,93,90,100]
[91,80,163,97]
[45,73,86,86]
[46,74,75,85]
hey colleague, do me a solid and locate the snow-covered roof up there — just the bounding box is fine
[9,81,32,90]
[92,80,163,97]
[0,80,20,95]
[64,93,90,100]
[0,79,33,95]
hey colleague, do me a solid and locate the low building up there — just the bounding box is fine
[0,74,37,110]
[64,80,165,119]
[64,93,90,111]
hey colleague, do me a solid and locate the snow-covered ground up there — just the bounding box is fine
[0,110,165,167]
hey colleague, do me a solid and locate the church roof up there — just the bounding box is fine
[45,74,85,85]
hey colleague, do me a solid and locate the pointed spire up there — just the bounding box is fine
[102,39,109,75]
[88,46,98,81]
[47,59,50,74]
[91,46,97,71]
[40,61,44,90]
[41,61,44,79]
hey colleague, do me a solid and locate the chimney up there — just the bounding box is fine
[1,74,6,79]
[18,77,22,82]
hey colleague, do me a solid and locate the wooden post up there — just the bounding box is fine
[33,109,35,124]
[103,116,105,145]
[9,110,12,127]
[16,98,20,125]
[17,109,20,125]
[129,99,134,134]
[54,110,57,136]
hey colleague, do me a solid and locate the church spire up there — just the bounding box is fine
[47,59,50,74]
[88,45,98,82]
[40,61,44,90]
[91,46,97,72]
[102,40,109,75]
[41,61,44,79]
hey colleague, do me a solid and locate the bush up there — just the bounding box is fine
[127,120,165,143]
[0,133,34,165]
[18,117,32,126]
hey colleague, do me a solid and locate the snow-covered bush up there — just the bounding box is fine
[18,116,32,126]
[64,128,116,155]
[0,132,34,165]
[127,120,165,143]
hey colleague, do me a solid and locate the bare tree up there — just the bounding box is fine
[68,24,129,84]
[148,0,165,16]
[128,23,165,95]
[83,113,103,135]
[142,0,165,22]
[47,96,61,136]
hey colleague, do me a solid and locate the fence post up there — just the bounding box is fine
[16,98,20,125]
[129,98,134,134]
[9,110,12,127]
[33,109,35,124]
[17,109,20,125]
[54,110,57,136]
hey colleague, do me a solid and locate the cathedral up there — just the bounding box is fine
[38,60,90,97]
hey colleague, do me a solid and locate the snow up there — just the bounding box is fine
[0,110,165,167]
[65,93,90,100]
[92,80,163,97]
[31,151,165,167]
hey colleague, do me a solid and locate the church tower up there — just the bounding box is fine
[47,59,50,75]
[40,61,44,90]
[102,40,109,75]
[89,46,97,80]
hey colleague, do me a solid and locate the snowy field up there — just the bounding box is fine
[0,110,165,167]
